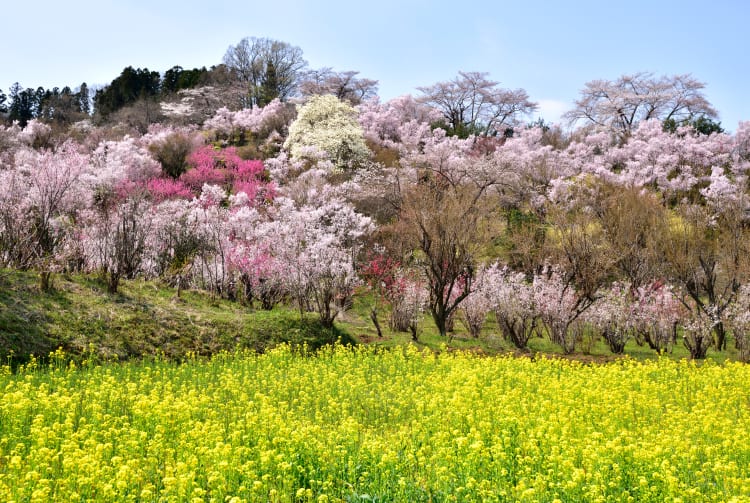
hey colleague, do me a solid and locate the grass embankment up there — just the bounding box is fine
[1,346,749,502]
[0,268,740,364]
[0,270,351,364]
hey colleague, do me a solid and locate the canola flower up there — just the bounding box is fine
[0,345,749,502]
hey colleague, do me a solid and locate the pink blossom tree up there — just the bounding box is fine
[81,191,154,294]
[0,142,89,289]
[583,282,635,354]
[485,264,538,350]
[417,71,537,137]
[631,281,685,353]
[458,264,497,339]
[228,196,372,326]
[727,285,750,362]
[180,146,273,203]
[533,267,597,354]
[564,73,717,140]
[360,253,403,338]
[389,276,429,340]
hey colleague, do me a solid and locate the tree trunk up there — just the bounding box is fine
[39,270,52,292]
[107,272,120,294]
[714,321,727,351]
[432,309,448,338]
[370,308,383,338]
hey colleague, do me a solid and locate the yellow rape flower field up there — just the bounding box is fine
[1,345,749,502]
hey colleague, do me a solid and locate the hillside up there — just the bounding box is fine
[0,270,351,364]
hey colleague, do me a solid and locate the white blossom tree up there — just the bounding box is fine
[284,94,370,170]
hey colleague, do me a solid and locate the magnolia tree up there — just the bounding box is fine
[284,94,370,170]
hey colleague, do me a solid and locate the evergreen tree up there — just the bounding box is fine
[8,83,37,126]
[255,60,280,107]
[77,82,90,115]
[0,88,7,115]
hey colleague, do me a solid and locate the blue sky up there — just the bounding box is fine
[2,0,748,130]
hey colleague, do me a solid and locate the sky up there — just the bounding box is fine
[1,0,748,131]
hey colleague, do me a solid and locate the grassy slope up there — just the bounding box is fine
[0,269,739,364]
[0,270,351,364]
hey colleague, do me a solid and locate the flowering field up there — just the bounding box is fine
[1,346,749,502]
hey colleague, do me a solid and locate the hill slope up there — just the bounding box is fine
[0,270,351,364]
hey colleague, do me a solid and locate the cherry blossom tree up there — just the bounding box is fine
[727,285,750,362]
[631,281,685,353]
[681,309,717,360]
[458,264,497,338]
[389,275,429,340]
[81,190,153,294]
[0,142,89,289]
[203,99,295,148]
[533,267,598,354]
[564,73,717,140]
[88,137,162,189]
[659,201,750,351]
[485,264,538,350]
[583,283,635,354]
[357,95,441,150]
[418,71,537,137]
[299,68,378,105]
[145,198,206,296]
[186,184,232,296]
[603,119,734,202]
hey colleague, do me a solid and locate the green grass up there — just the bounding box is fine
[0,270,351,364]
[0,269,742,365]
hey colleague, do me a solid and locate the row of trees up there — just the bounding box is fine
[0,83,91,127]
[2,35,746,360]
[3,34,722,140]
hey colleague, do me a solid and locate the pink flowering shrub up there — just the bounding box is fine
[179,146,273,204]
